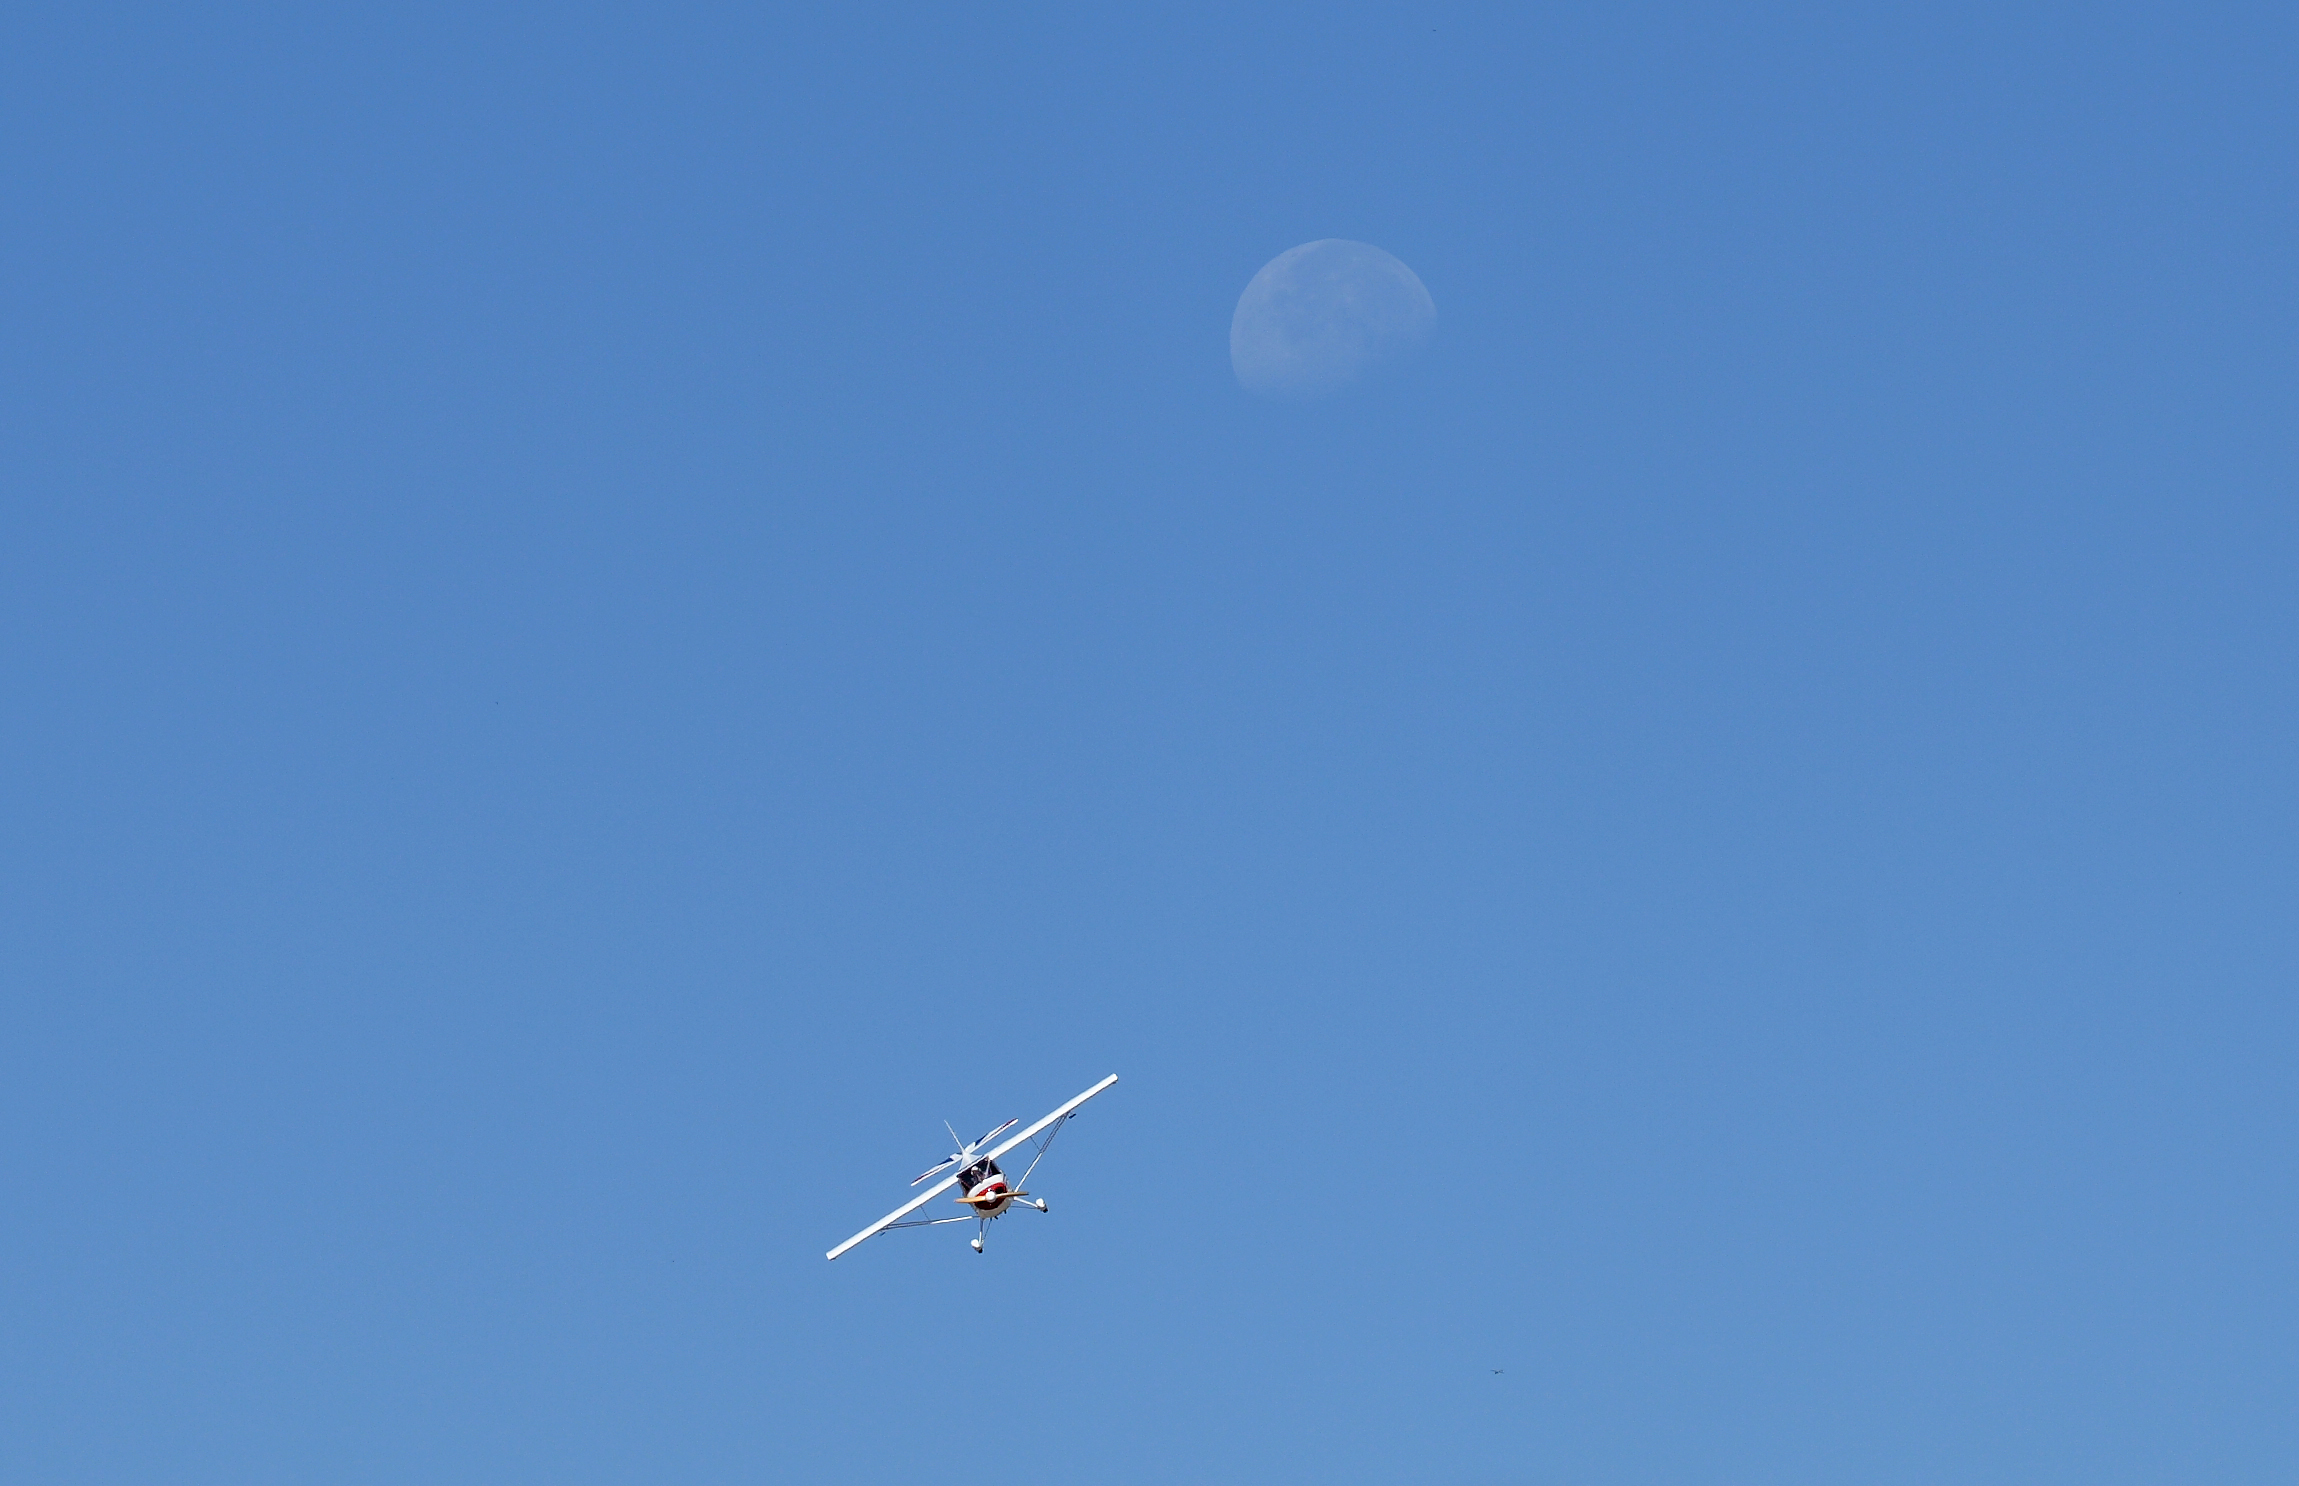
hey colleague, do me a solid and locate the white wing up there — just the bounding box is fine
[826,1172,963,1261]
[823,1074,1119,1262]
[975,1073,1119,1170]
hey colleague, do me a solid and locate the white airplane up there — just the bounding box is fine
[827,1074,1118,1260]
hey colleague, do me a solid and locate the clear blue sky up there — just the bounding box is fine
[4,4,2294,1483]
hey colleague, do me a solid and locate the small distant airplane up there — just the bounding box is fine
[826,1074,1119,1260]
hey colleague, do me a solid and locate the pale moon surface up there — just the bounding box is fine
[1230,240,1436,399]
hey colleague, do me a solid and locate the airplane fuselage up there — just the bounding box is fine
[957,1158,1014,1214]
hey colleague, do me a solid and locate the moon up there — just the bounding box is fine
[1230,240,1436,400]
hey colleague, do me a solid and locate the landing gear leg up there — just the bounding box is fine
[972,1217,986,1253]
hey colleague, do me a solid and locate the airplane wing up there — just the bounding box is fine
[823,1074,1119,1262]
[827,1172,963,1261]
[975,1074,1119,1169]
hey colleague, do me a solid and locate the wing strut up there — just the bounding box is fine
[1013,1112,1073,1188]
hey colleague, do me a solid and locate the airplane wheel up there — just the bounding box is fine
[971,1238,984,1252]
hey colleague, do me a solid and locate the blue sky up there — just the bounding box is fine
[4,4,2295,1483]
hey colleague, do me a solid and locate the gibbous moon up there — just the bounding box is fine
[1230,240,1436,399]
